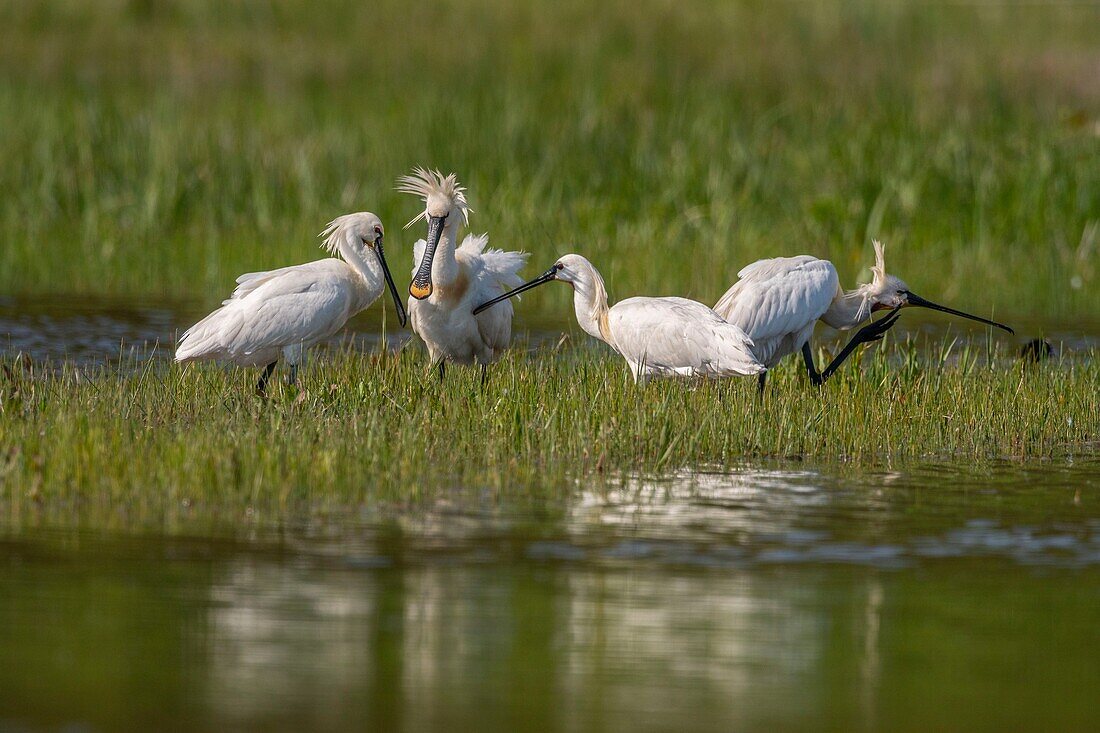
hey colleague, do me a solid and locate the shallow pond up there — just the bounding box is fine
[2,459,1098,731]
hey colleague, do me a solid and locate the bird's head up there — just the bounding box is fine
[473,253,601,316]
[323,211,385,252]
[862,240,911,312]
[546,254,598,289]
[858,240,1013,333]
[397,167,472,300]
[320,212,407,327]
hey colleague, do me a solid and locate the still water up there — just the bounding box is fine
[2,461,1098,732]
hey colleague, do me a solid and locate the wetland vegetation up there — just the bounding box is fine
[1,342,1097,526]
[1,1,1098,730]
[0,0,1097,316]
[0,0,1096,523]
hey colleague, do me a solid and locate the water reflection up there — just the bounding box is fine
[256,462,1100,572]
[572,468,829,536]
[2,460,1099,730]
[562,463,1100,569]
[206,562,378,729]
[200,557,838,731]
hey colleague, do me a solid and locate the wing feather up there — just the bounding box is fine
[608,297,764,377]
[458,233,529,353]
[714,256,839,347]
[176,261,357,363]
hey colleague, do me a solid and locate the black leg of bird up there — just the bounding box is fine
[801,343,824,387]
[818,307,902,383]
[480,363,488,389]
[437,360,446,383]
[257,361,278,396]
[756,371,768,396]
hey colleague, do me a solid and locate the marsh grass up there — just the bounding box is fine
[0,0,1098,317]
[1,0,1098,529]
[1,339,1096,527]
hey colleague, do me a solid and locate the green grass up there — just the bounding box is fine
[1,0,1098,318]
[1,1,1098,528]
[2,341,1097,527]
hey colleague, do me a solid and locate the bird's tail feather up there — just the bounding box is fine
[482,249,529,291]
[174,306,243,362]
[457,233,530,292]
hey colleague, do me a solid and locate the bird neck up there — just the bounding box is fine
[336,238,381,305]
[571,263,613,345]
[430,219,461,287]
[822,284,873,330]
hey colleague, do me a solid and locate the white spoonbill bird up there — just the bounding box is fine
[397,168,528,381]
[712,240,1014,393]
[175,212,407,395]
[474,253,765,383]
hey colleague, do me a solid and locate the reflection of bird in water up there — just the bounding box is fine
[1020,338,1054,363]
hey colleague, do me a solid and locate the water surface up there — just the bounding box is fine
[2,460,1098,732]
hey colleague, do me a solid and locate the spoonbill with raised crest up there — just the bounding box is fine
[176,212,406,395]
[397,168,528,382]
[474,253,765,383]
[713,240,1014,393]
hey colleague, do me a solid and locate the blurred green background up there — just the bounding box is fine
[0,0,1097,316]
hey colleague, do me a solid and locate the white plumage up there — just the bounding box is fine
[178,259,368,367]
[713,241,1013,389]
[474,253,764,383]
[398,168,528,373]
[175,212,406,393]
[713,255,841,369]
[608,297,766,381]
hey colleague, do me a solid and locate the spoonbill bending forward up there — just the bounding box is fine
[713,240,1014,393]
[474,254,765,383]
[176,212,406,395]
[397,168,528,382]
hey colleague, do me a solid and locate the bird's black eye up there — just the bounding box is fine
[554,263,564,272]
[374,225,383,235]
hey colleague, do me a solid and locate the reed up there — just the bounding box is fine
[0,0,1097,317]
[1,340,1096,527]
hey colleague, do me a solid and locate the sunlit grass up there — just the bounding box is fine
[1,340,1096,527]
[0,0,1097,529]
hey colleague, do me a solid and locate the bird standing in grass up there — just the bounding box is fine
[474,253,765,384]
[175,212,406,395]
[712,240,1014,393]
[398,168,528,382]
